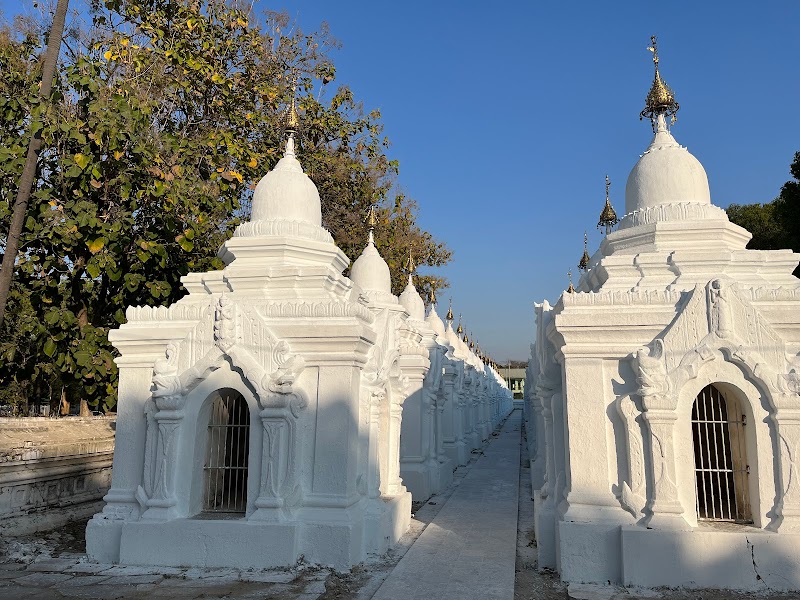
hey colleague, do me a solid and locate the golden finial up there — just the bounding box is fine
[567,269,575,294]
[364,204,377,244]
[578,231,590,272]
[597,174,618,234]
[446,298,453,321]
[640,35,679,127]
[469,336,475,350]
[286,83,299,136]
[405,250,416,275]
[429,287,437,305]
[456,313,463,335]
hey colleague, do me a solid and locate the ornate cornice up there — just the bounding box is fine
[618,202,728,230]
[233,219,334,243]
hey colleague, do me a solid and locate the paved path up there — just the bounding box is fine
[372,410,521,600]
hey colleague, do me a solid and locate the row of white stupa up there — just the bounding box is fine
[85,124,513,569]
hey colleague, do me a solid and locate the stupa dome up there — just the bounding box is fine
[399,275,425,321]
[250,137,321,226]
[624,115,710,215]
[350,232,392,294]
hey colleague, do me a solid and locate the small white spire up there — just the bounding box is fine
[285,135,296,158]
[655,112,668,134]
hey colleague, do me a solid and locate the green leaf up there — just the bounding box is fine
[74,350,92,367]
[86,237,105,254]
[177,235,194,252]
[43,338,57,358]
[74,153,90,170]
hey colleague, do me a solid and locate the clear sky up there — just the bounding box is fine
[3,0,800,363]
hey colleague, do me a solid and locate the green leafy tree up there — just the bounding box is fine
[727,152,800,277]
[0,0,451,412]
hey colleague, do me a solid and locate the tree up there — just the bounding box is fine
[0,0,451,412]
[726,151,800,277]
[0,0,69,327]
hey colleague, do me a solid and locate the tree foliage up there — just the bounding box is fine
[0,0,451,412]
[727,151,800,277]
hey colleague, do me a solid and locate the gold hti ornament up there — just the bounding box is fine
[578,231,590,272]
[597,174,618,234]
[405,250,416,275]
[640,35,679,127]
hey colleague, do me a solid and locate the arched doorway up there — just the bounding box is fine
[691,384,751,523]
[202,390,250,514]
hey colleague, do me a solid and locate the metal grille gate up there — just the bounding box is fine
[691,384,751,523]
[203,391,250,513]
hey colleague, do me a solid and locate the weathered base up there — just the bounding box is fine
[87,499,409,570]
[533,490,557,570]
[538,518,800,592]
[364,491,412,556]
[444,440,469,467]
[557,519,623,584]
[621,525,800,591]
[400,461,432,502]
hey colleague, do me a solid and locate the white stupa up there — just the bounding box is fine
[529,36,800,592]
[349,208,397,306]
[86,98,401,570]
[399,269,426,322]
[425,292,447,340]
[578,42,798,292]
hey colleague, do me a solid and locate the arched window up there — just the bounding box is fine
[203,391,250,514]
[691,384,751,523]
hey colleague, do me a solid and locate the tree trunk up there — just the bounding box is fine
[59,387,70,416]
[0,0,70,327]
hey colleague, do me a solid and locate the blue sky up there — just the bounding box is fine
[258,0,799,362]
[3,0,799,362]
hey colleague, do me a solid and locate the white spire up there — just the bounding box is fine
[285,134,296,158]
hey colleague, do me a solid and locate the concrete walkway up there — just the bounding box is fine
[372,410,521,600]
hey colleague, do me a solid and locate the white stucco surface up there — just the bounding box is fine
[528,106,800,591]
[86,133,513,570]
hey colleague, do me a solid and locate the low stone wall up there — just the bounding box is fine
[0,416,115,535]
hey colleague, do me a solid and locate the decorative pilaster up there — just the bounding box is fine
[436,388,447,463]
[773,369,800,531]
[387,388,406,496]
[634,341,688,528]
[537,387,556,503]
[139,345,186,520]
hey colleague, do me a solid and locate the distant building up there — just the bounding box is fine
[499,364,526,400]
